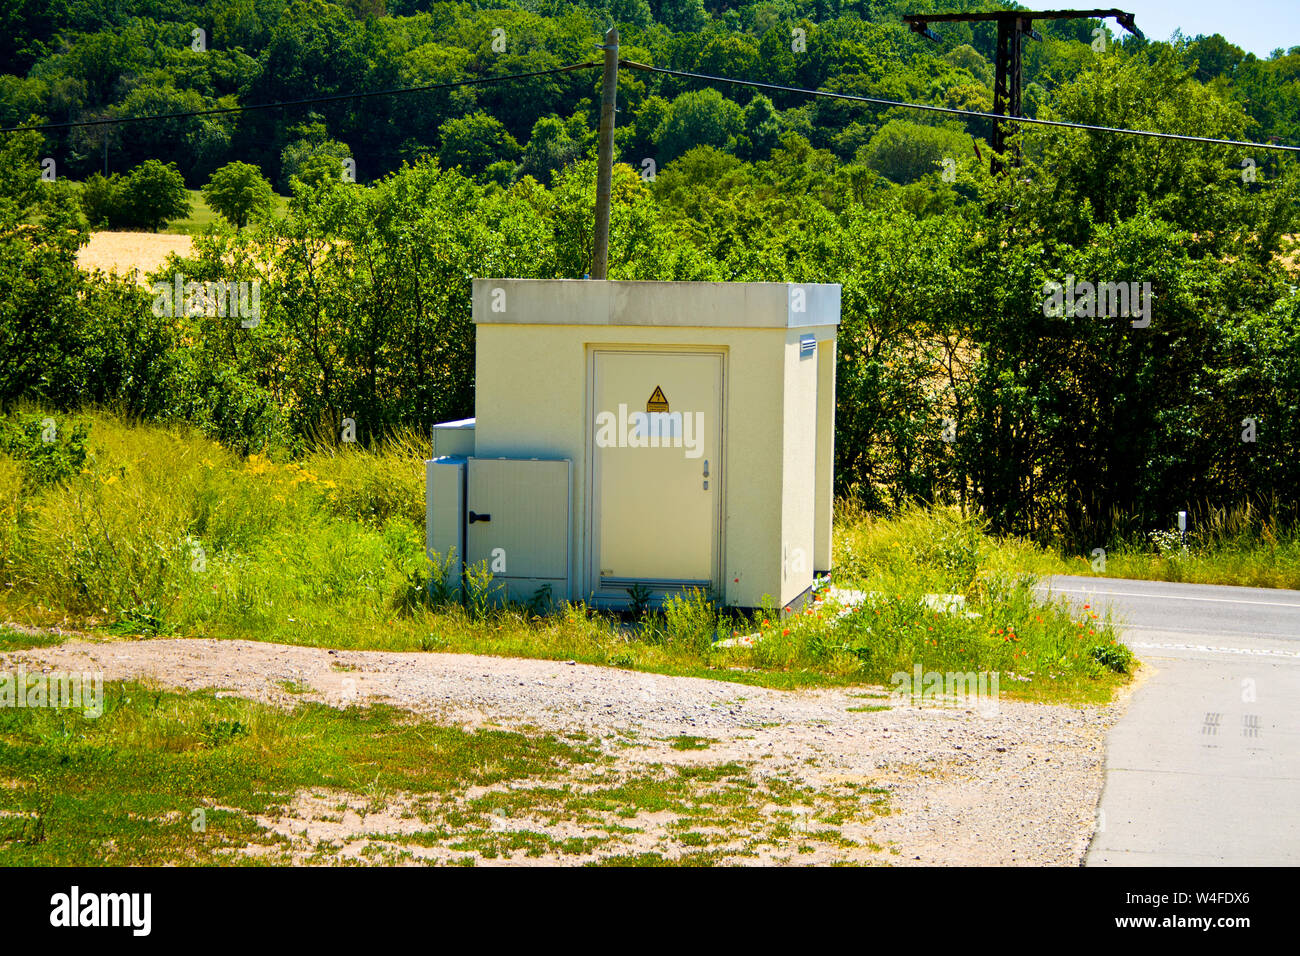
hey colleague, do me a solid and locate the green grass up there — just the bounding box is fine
[829,503,1135,703]
[0,681,891,865]
[0,410,1137,704]
[163,189,290,235]
[160,189,221,234]
[62,182,289,235]
[0,681,594,865]
[838,498,1300,592]
[1041,533,1300,590]
[0,627,71,653]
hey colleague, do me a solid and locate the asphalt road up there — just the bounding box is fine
[1034,575,1300,866]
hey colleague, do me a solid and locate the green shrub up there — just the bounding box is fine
[119,160,191,232]
[1090,641,1136,674]
[202,161,275,229]
[661,588,718,654]
[76,163,191,232]
[834,503,990,593]
[0,414,88,486]
[79,173,126,229]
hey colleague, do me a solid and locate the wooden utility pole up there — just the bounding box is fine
[903,10,1142,173]
[591,25,619,279]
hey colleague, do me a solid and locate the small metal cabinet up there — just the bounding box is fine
[425,456,467,592]
[465,457,571,606]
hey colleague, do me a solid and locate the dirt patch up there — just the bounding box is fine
[4,637,1134,866]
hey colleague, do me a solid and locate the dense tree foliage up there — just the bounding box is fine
[1,2,1298,550]
[4,1,1297,187]
[202,159,275,226]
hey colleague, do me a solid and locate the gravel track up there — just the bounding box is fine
[3,637,1135,865]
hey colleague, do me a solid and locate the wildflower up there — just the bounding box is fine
[783,629,790,636]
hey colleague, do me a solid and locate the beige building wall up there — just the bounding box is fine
[778,329,818,608]
[814,339,837,573]
[468,278,839,609]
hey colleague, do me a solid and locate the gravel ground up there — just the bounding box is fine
[2,637,1136,865]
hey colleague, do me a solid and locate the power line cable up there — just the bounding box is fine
[0,62,598,134]
[7,55,1296,157]
[619,60,1300,155]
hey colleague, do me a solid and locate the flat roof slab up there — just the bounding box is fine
[472,279,841,330]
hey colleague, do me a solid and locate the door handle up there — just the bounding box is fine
[468,511,491,524]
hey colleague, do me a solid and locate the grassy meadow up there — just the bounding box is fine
[162,188,290,235]
[0,676,895,866]
[1046,519,1300,590]
[22,407,1288,865]
[0,409,1145,704]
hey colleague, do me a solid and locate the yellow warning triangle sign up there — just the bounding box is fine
[646,386,669,413]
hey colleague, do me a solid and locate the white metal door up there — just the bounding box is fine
[589,350,722,598]
[466,458,570,605]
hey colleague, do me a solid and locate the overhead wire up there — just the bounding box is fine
[4,53,1295,157]
[621,60,1300,155]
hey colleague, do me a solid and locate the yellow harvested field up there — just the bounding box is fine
[78,231,193,283]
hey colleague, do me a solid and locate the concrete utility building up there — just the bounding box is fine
[426,278,840,611]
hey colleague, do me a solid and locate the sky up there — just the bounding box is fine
[1022,0,1299,58]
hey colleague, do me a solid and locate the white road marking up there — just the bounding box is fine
[1120,622,1300,641]
[1128,641,1300,659]
[1036,585,1300,609]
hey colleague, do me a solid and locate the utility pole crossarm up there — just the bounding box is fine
[903,10,1142,39]
[902,8,1142,172]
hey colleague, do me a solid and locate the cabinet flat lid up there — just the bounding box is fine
[472,279,840,330]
